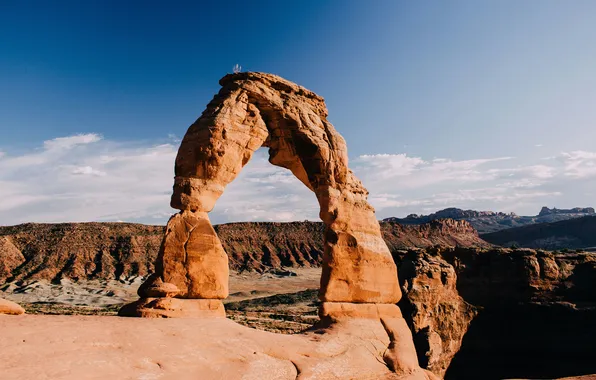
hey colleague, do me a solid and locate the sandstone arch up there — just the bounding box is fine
[121,72,401,319]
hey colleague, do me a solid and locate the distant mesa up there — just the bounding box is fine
[538,206,595,216]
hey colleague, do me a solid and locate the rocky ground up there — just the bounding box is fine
[3,247,596,379]
[1,268,322,333]
[0,314,435,380]
[2,219,596,379]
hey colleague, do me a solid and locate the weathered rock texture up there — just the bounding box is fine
[128,72,404,319]
[0,223,163,284]
[395,250,477,378]
[114,72,433,375]
[0,298,25,315]
[0,315,439,380]
[0,219,489,283]
[402,247,596,380]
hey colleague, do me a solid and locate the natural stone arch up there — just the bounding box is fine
[120,72,401,319]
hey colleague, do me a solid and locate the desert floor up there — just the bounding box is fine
[0,268,323,333]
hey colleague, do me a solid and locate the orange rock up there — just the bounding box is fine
[0,298,25,315]
[381,317,428,376]
[319,302,402,321]
[396,250,478,378]
[140,211,229,299]
[118,298,225,318]
[144,72,401,306]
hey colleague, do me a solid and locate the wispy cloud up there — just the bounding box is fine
[0,134,595,225]
[0,134,177,224]
[559,151,596,178]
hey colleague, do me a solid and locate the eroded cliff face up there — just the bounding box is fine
[385,206,596,234]
[441,247,596,379]
[1,222,595,379]
[0,219,488,283]
[395,247,596,380]
[395,250,477,378]
[0,223,163,284]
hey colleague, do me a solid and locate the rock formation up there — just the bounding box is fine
[395,250,477,378]
[539,206,595,216]
[0,223,163,284]
[0,298,25,315]
[122,72,401,318]
[481,215,596,250]
[117,72,437,378]
[401,247,596,380]
[0,219,489,283]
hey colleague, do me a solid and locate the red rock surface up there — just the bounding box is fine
[149,71,401,307]
[395,250,477,378]
[0,219,488,283]
[0,298,25,315]
[0,315,438,380]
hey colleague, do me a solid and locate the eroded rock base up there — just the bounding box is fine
[118,298,225,318]
[319,302,402,320]
[315,302,438,379]
[0,298,25,315]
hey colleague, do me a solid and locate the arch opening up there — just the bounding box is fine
[121,72,402,320]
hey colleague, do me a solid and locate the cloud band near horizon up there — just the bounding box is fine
[0,133,594,226]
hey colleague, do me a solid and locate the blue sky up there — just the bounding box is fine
[1,1,596,225]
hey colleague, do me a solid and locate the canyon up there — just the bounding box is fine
[2,219,595,379]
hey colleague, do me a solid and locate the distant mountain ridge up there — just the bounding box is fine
[384,206,595,234]
[481,215,596,250]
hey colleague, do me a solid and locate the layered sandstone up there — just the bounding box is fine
[114,72,431,376]
[395,250,477,378]
[127,72,403,319]
[398,247,596,380]
[0,219,488,283]
[0,298,25,315]
[0,223,163,284]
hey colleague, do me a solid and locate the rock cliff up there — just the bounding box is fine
[395,250,477,378]
[0,219,488,284]
[404,247,596,380]
[539,206,595,216]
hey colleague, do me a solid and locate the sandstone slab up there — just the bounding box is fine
[118,298,225,318]
[0,298,25,315]
[395,249,477,378]
[0,315,435,380]
[319,301,402,321]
